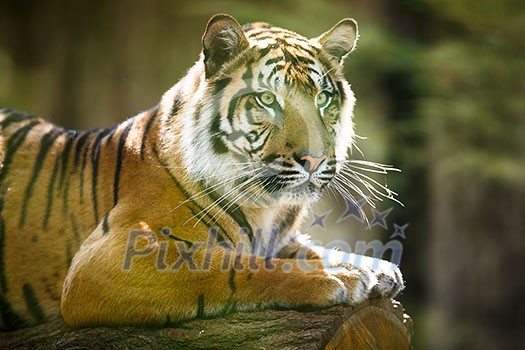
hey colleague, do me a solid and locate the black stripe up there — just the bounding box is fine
[140,108,159,160]
[19,128,63,228]
[257,45,276,60]
[324,74,337,95]
[300,46,318,57]
[73,131,93,205]
[253,35,285,41]
[102,214,110,235]
[91,127,116,224]
[202,81,226,136]
[245,100,256,125]
[58,130,76,192]
[278,206,301,236]
[169,98,183,119]
[253,73,268,91]
[210,114,228,154]
[0,110,36,129]
[249,28,295,36]
[0,120,40,183]
[73,131,91,169]
[69,214,81,244]
[304,75,317,89]
[59,132,77,217]
[242,64,254,82]
[190,180,243,242]
[297,56,315,65]
[282,48,299,65]
[319,71,331,90]
[226,95,239,126]
[265,70,275,90]
[261,154,279,163]
[22,283,46,323]
[268,65,285,80]
[61,171,71,217]
[151,150,231,242]
[213,78,231,95]
[160,227,194,247]
[79,134,91,202]
[186,207,227,243]
[283,34,310,43]
[196,294,205,318]
[113,121,133,205]
[43,154,61,229]
[206,190,254,244]
[250,129,272,154]
[0,294,27,329]
[228,264,237,294]
[336,81,346,101]
[247,31,268,38]
[245,25,274,33]
[264,55,284,65]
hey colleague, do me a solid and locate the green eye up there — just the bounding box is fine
[257,91,276,107]
[315,91,331,108]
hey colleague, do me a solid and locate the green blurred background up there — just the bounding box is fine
[1,0,523,348]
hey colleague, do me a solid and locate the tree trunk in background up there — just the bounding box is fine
[429,167,525,349]
[426,40,525,346]
[419,2,525,347]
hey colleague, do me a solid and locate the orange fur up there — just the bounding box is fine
[0,14,403,329]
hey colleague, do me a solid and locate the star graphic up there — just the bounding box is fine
[338,198,367,223]
[369,207,393,230]
[390,223,409,239]
[309,211,330,229]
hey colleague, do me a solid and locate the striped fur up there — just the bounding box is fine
[0,14,403,329]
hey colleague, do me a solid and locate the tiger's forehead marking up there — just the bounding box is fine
[244,22,321,52]
[242,23,330,94]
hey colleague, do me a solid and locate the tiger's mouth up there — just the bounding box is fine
[223,159,336,206]
[260,171,333,198]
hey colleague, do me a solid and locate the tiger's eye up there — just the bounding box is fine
[259,92,275,106]
[315,91,330,108]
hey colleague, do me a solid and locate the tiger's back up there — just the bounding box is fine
[0,108,164,328]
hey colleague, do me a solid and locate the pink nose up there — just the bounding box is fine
[301,155,328,173]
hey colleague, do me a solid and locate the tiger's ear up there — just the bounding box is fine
[202,14,250,77]
[315,18,358,65]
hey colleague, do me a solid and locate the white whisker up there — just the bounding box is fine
[187,173,261,227]
[171,165,256,212]
[329,179,370,225]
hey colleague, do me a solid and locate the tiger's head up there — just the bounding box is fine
[169,14,359,207]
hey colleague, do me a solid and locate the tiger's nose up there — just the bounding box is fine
[295,154,328,173]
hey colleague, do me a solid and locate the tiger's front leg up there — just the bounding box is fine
[60,225,393,327]
[278,238,405,300]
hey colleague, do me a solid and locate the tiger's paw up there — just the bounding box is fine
[367,259,405,299]
[323,253,404,304]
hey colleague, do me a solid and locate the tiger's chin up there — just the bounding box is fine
[271,182,325,206]
[236,181,324,209]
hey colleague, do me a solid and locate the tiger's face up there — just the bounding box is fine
[178,15,358,207]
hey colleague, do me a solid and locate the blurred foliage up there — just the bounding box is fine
[0,0,523,348]
[420,0,525,184]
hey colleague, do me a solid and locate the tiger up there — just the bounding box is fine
[0,14,403,329]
